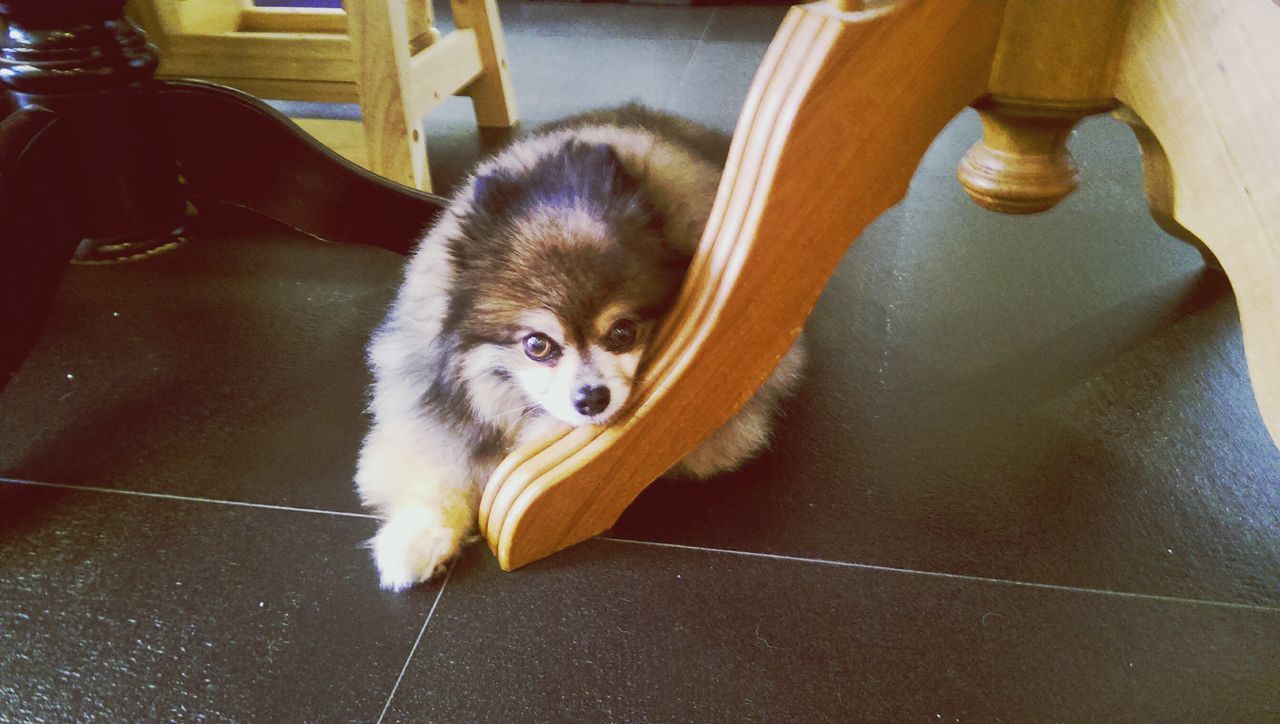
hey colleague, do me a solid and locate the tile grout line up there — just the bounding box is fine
[597,536,1280,614]
[376,560,456,724]
[656,9,714,110]
[6,479,1270,614]
[696,7,715,43]
[0,477,379,520]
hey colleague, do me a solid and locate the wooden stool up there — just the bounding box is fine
[479,0,1280,571]
[125,0,517,191]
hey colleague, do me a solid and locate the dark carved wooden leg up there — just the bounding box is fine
[0,108,81,390]
[0,0,446,391]
[0,0,189,261]
[0,0,187,390]
[155,81,444,254]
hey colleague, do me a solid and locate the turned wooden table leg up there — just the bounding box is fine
[1112,0,1280,447]
[955,0,1132,214]
[479,0,1007,571]
[957,98,1104,214]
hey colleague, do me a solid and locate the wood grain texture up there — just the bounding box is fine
[1113,0,1280,447]
[406,0,438,53]
[405,28,483,118]
[957,0,1131,214]
[985,0,1131,107]
[479,0,1006,571]
[127,0,518,192]
[191,77,359,103]
[237,7,347,34]
[159,33,353,82]
[346,0,420,188]
[450,0,517,127]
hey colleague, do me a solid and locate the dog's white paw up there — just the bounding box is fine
[371,504,470,591]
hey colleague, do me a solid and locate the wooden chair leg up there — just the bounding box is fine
[1112,0,1280,447]
[450,0,517,128]
[478,0,1006,571]
[347,0,425,191]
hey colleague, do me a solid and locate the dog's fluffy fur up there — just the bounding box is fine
[356,105,805,590]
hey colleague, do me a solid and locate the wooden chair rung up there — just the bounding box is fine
[404,28,483,115]
[237,7,347,35]
[125,0,519,192]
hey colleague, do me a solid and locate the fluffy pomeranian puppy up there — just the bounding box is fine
[356,105,805,590]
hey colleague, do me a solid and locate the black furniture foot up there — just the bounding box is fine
[0,108,82,388]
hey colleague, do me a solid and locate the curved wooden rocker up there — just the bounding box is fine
[481,0,1280,572]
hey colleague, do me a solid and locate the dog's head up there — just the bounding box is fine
[449,139,692,427]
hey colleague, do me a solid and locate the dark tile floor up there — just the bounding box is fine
[4,2,1280,720]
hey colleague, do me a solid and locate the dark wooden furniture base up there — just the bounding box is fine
[0,0,444,392]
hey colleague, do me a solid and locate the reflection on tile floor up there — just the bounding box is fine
[3,1,1278,719]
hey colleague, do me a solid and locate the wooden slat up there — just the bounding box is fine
[404,28,484,116]
[347,0,423,189]
[164,32,352,60]
[156,75,360,103]
[449,0,517,127]
[237,7,347,34]
[406,0,434,48]
[159,33,354,82]
[176,0,246,35]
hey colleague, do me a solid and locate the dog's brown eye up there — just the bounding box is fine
[606,320,638,351]
[523,333,558,361]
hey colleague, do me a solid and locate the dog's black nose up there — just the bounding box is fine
[573,385,611,416]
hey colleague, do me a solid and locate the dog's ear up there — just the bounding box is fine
[470,167,518,214]
[570,140,636,195]
[525,140,640,207]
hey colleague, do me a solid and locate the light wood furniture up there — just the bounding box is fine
[125,0,517,191]
[479,0,1280,572]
